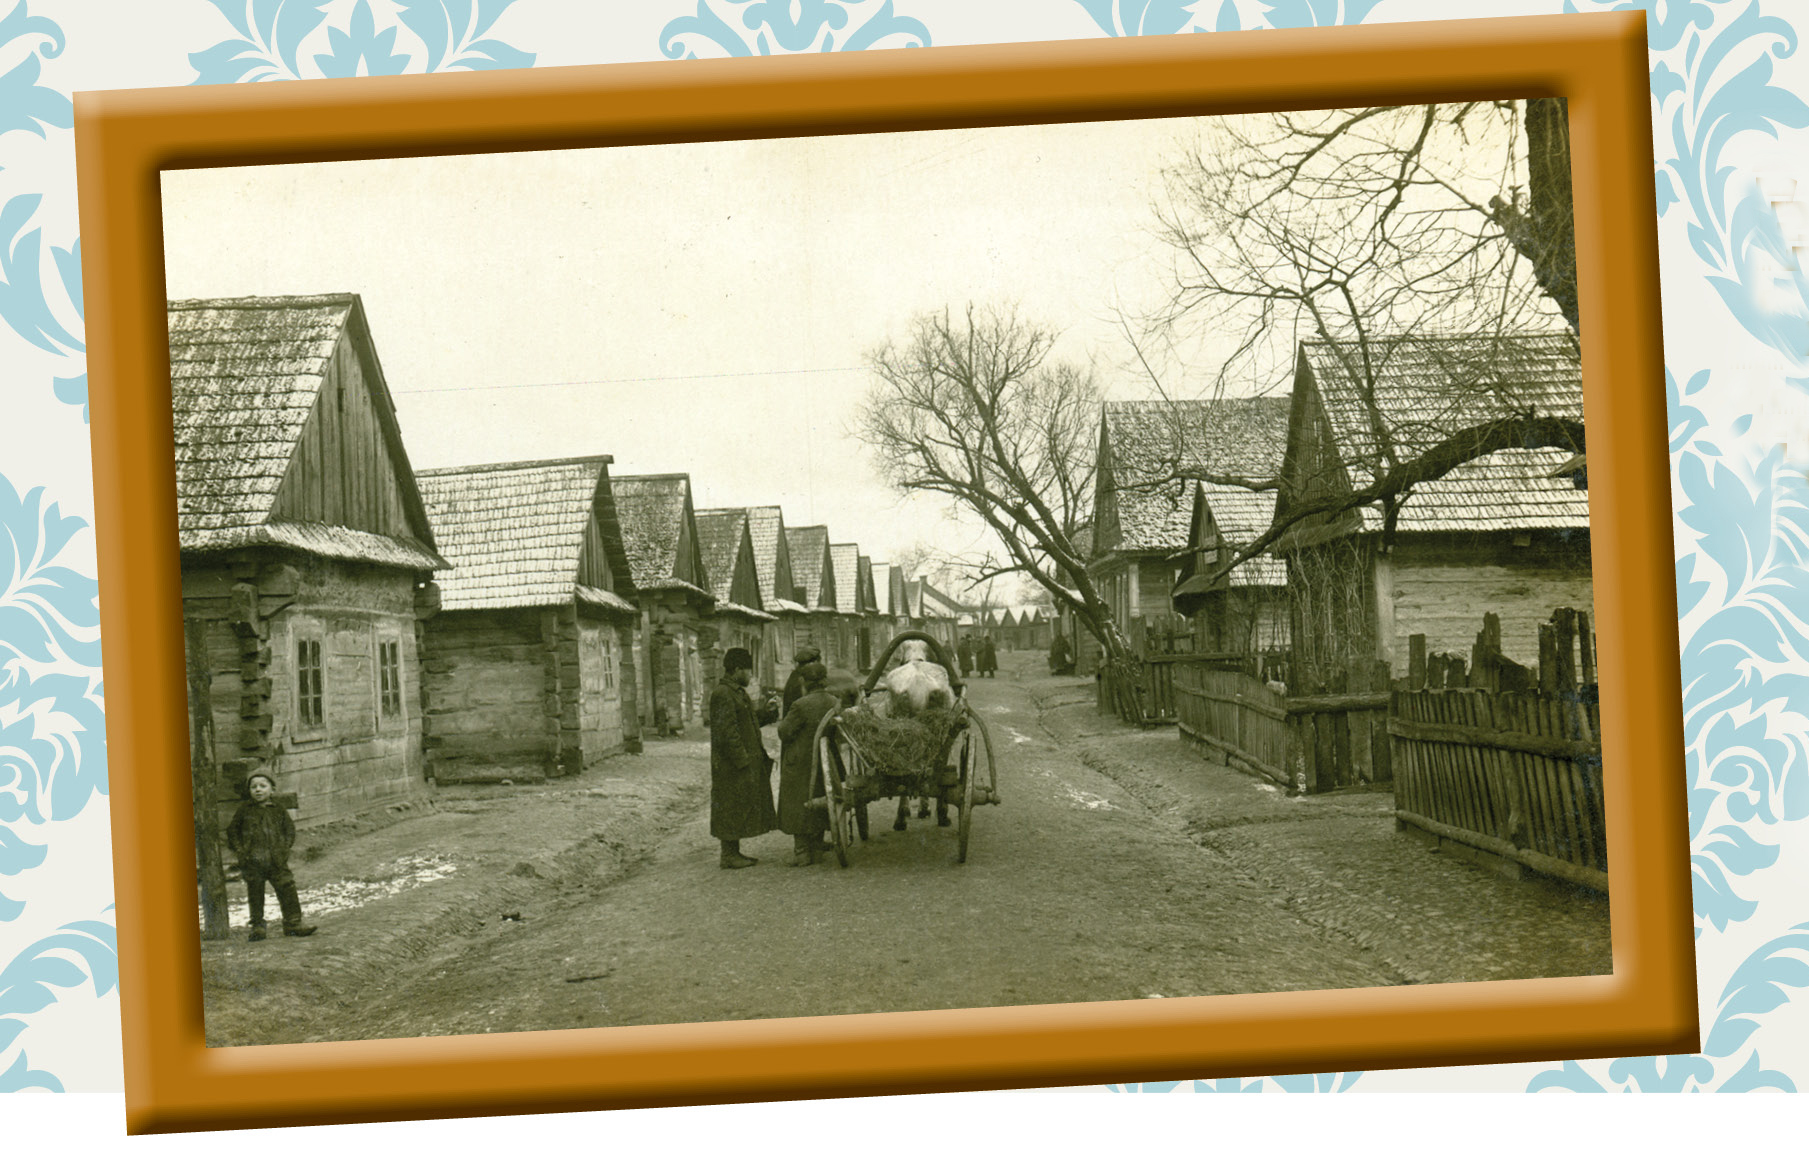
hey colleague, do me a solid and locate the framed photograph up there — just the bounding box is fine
[79,11,1693,1134]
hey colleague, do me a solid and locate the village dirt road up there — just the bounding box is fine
[202,653,1611,1047]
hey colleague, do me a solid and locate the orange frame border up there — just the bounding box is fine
[78,11,1692,1134]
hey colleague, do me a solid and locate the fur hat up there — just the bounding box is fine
[793,645,823,665]
[799,661,829,687]
[723,647,754,673]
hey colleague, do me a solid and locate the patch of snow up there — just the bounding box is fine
[201,853,459,930]
[1062,786,1117,812]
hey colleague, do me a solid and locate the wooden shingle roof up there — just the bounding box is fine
[745,505,807,614]
[786,526,834,611]
[168,293,444,571]
[696,507,773,621]
[416,456,634,614]
[1299,332,1588,533]
[612,474,713,598]
[1096,398,1290,556]
[831,544,863,616]
[695,509,746,598]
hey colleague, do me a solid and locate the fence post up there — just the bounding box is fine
[1538,623,1561,692]
[1576,609,1596,688]
[1553,608,1579,692]
[1408,634,1427,690]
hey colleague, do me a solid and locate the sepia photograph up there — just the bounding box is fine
[161,98,1609,1050]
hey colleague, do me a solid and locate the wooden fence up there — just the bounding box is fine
[1105,651,1286,727]
[1174,661,1391,793]
[1173,607,1607,892]
[1392,609,1606,891]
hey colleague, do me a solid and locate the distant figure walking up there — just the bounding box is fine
[1048,631,1075,676]
[225,771,316,942]
[957,634,975,677]
[978,635,999,679]
[709,647,779,869]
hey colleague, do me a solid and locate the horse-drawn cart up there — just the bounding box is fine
[807,632,999,865]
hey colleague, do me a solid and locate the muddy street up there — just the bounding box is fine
[202,660,1610,1047]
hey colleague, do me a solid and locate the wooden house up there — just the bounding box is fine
[746,504,810,684]
[785,525,840,667]
[1165,398,1293,656]
[696,507,777,688]
[830,543,867,671]
[1274,333,1592,692]
[1091,398,1289,653]
[857,554,888,670]
[1053,522,1102,674]
[1171,482,1290,656]
[415,456,641,782]
[612,474,717,733]
[171,293,447,828]
[915,580,970,653]
[1019,608,1052,652]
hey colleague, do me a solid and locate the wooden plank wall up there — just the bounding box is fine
[270,335,418,541]
[420,607,555,782]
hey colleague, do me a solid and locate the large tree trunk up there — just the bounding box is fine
[1492,98,1577,334]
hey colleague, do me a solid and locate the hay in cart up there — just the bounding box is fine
[836,705,960,780]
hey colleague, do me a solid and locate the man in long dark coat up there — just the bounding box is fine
[781,645,822,716]
[978,635,999,678]
[710,647,778,869]
[775,661,836,865]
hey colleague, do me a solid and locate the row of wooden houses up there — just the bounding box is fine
[1060,331,1594,695]
[175,294,962,828]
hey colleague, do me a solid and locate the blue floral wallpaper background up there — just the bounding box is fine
[3,0,1808,1098]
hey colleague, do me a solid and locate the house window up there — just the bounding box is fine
[601,630,617,693]
[297,637,324,728]
[378,639,402,717]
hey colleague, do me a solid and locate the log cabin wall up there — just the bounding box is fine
[420,608,554,782]
[243,556,424,825]
[1381,533,1594,672]
[1137,559,1179,622]
[635,593,706,732]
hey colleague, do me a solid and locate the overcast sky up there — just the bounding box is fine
[160,117,1227,593]
[159,110,1523,598]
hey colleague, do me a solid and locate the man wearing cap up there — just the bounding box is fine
[775,660,836,865]
[710,646,779,869]
[781,644,823,716]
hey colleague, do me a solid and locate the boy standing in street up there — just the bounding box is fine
[225,771,317,941]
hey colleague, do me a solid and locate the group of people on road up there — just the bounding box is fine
[708,645,847,870]
[711,635,990,870]
[956,633,998,679]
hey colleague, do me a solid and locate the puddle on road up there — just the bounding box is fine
[1062,786,1118,812]
[200,853,459,930]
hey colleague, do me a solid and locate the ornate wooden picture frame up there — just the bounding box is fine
[77,11,1693,1133]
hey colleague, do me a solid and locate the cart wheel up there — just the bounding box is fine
[956,711,998,864]
[812,711,853,868]
[821,737,854,868]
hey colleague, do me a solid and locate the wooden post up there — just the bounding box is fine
[1538,623,1561,693]
[1553,608,1579,693]
[1576,609,1596,688]
[186,619,230,942]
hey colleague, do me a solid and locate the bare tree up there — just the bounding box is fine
[1141,102,1583,587]
[856,305,1131,664]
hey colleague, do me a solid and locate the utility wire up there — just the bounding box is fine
[393,364,867,395]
